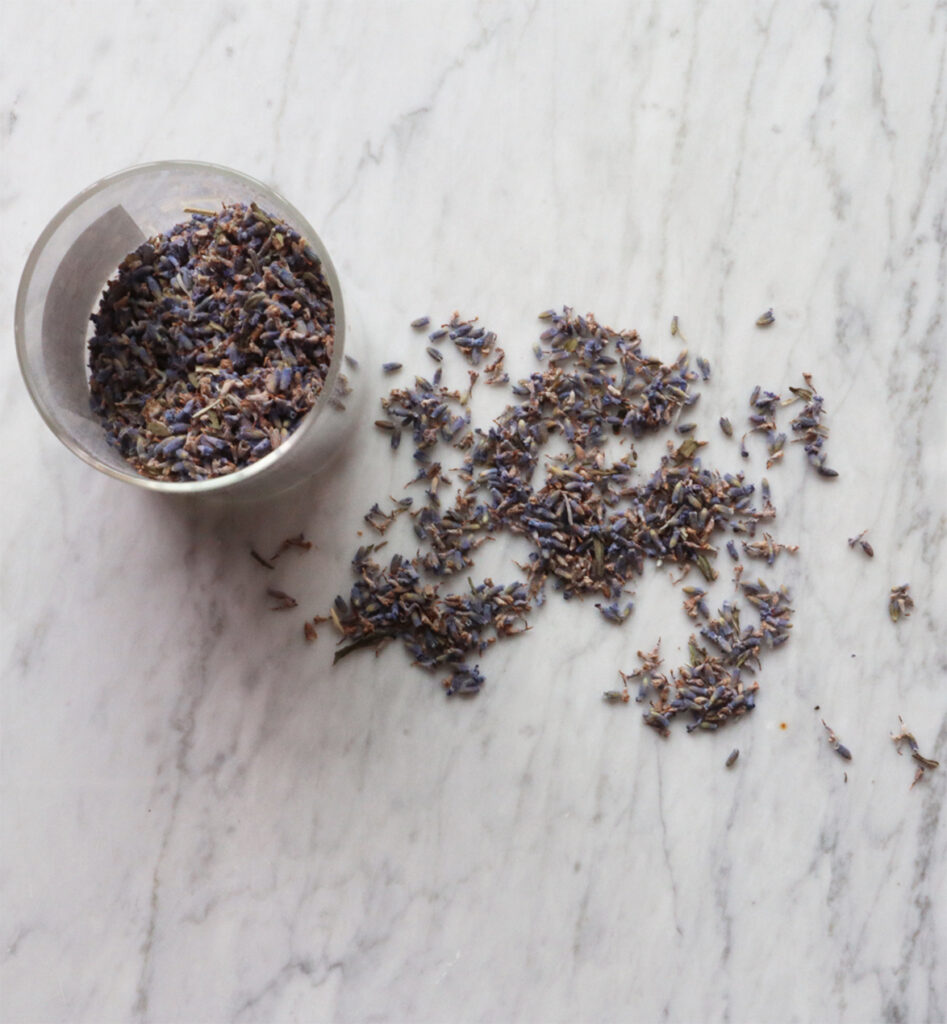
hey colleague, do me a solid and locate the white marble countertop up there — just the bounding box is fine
[2,2,945,1022]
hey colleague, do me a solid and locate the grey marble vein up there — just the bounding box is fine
[1,1,946,1022]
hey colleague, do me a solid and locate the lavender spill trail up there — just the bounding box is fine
[320,307,803,732]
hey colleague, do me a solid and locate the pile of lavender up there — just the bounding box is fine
[88,202,334,481]
[609,580,792,736]
[321,307,809,734]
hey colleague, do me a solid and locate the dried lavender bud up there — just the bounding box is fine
[821,719,852,760]
[848,530,874,557]
[267,588,298,610]
[889,584,914,622]
[788,372,838,479]
[88,202,334,482]
[320,306,798,724]
[251,549,276,570]
[891,717,939,781]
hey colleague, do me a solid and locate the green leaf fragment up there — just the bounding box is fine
[332,630,397,664]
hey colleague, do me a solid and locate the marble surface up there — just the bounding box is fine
[2,1,945,1022]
